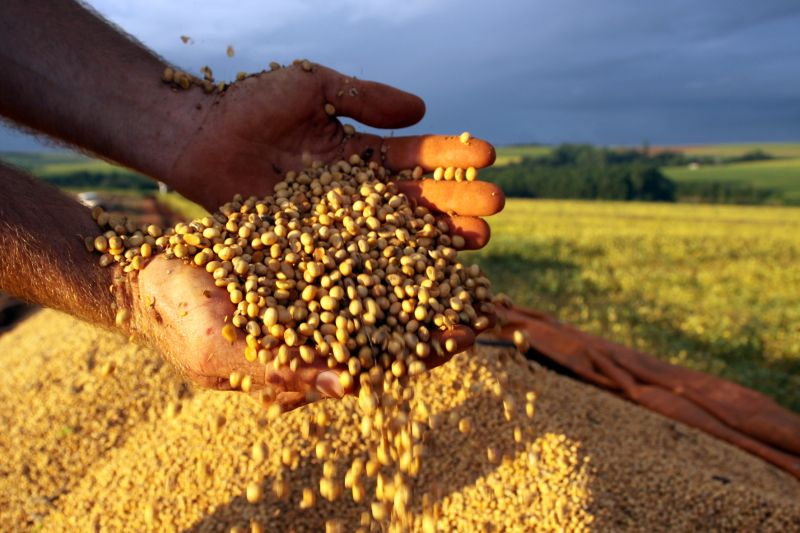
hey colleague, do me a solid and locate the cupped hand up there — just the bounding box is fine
[128,255,339,411]
[127,255,481,411]
[148,62,503,406]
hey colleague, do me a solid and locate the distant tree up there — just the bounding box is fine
[732,150,773,162]
[481,144,676,202]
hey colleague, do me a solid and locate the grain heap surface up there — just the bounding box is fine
[1,310,799,532]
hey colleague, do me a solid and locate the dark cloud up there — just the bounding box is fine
[2,0,799,151]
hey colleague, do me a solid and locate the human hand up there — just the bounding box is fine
[166,62,503,247]
[143,63,503,405]
[128,255,336,410]
[128,255,480,411]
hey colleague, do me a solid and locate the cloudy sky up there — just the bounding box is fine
[2,0,799,151]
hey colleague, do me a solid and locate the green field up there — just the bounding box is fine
[465,199,800,412]
[494,145,553,166]
[663,157,800,202]
[156,191,208,219]
[660,142,800,159]
[1,151,122,176]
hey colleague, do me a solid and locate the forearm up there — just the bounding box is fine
[0,163,120,328]
[0,0,207,185]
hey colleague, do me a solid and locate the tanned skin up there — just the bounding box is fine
[0,0,503,410]
[0,164,118,328]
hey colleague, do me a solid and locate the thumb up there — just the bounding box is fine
[320,66,425,129]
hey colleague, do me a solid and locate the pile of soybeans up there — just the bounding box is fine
[1,310,799,531]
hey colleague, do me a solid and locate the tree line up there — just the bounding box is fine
[481,145,676,201]
[480,144,777,203]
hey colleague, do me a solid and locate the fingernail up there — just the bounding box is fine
[315,371,344,399]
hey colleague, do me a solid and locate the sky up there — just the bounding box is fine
[2,0,799,151]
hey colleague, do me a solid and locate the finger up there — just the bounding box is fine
[344,134,495,171]
[320,67,425,129]
[215,337,273,389]
[234,350,350,401]
[423,325,476,370]
[434,325,475,353]
[396,180,505,217]
[312,368,349,399]
[386,135,496,170]
[274,391,310,413]
[436,215,491,249]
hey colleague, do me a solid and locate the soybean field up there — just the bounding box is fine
[465,199,800,412]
